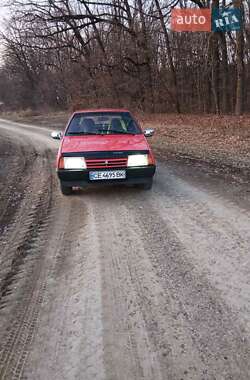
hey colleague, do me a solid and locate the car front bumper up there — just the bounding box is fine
[57,166,156,187]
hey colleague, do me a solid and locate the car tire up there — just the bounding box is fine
[60,183,73,195]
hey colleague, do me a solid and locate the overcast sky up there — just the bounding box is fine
[0,3,10,61]
[0,2,10,31]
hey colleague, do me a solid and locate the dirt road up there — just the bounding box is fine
[0,119,250,380]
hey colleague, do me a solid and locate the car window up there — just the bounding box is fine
[66,112,142,135]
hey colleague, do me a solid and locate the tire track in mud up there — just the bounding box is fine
[0,122,82,380]
[0,121,93,380]
[87,192,164,380]
[122,184,250,379]
[21,197,101,380]
[0,152,52,304]
[0,138,30,235]
[0,155,54,380]
[91,191,200,380]
[0,127,64,380]
[152,172,250,325]
[89,185,250,380]
[0,196,78,380]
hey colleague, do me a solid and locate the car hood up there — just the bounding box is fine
[61,134,149,153]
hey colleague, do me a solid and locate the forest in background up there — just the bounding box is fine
[0,0,249,115]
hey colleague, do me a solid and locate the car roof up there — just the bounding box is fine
[73,108,131,115]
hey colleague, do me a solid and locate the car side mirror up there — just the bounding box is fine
[144,128,154,137]
[51,131,62,140]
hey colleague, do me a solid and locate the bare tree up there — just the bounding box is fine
[0,0,249,114]
[235,0,245,115]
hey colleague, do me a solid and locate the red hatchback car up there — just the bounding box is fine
[51,109,156,195]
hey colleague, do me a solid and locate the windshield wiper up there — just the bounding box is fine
[98,128,135,135]
[67,131,98,135]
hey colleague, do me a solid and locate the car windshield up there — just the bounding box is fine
[66,112,142,136]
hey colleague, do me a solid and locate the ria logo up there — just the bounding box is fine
[171,8,242,32]
[212,8,241,32]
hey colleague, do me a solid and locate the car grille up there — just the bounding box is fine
[86,157,127,169]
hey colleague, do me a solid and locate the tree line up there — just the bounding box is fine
[0,0,249,115]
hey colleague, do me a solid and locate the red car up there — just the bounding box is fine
[51,109,156,195]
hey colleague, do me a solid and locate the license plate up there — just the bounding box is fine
[89,170,126,181]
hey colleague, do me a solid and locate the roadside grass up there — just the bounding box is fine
[140,114,250,170]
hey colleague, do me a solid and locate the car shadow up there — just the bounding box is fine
[71,184,146,198]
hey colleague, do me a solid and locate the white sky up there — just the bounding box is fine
[0,2,10,31]
[0,3,10,62]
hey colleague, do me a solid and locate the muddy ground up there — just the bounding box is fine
[0,117,250,379]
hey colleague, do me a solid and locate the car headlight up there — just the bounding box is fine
[63,156,86,169]
[127,154,148,167]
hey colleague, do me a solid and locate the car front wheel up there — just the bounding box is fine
[60,183,73,195]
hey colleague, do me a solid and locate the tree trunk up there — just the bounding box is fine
[211,0,220,114]
[219,33,229,113]
[154,0,180,113]
[136,0,155,112]
[234,0,244,115]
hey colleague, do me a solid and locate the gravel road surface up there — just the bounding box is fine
[0,119,250,380]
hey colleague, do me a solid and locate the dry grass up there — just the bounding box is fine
[138,114,250,168]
